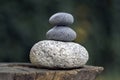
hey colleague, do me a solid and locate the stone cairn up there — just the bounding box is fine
[30,12,89,69]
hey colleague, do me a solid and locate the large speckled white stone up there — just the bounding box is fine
[49,12,74,26]
[30,40,89,68]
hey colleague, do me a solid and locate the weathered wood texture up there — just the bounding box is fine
[0,63,103,80]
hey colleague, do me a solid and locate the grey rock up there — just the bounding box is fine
[49,12,74,26]
[46,26,76,41]
[30,40,89,68]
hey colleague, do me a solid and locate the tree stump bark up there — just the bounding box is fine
[0,63,103,80]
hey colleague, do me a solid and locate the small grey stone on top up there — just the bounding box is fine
[49,12,74,26]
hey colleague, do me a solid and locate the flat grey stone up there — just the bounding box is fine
[30,40,89,68]
[49,12,74,26]
[46,26,76,41]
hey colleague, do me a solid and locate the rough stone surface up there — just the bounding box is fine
[49,12,74,26]
[30,40,89,68]
[46,26,76,41]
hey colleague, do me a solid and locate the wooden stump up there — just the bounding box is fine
[0,63,103,80]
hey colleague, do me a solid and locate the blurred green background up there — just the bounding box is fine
[0,0,120,80]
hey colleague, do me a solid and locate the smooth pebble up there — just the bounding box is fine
[46,26,76,41]
[49,12,74,26]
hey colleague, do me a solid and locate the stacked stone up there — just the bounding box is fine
[46,12,76,41]
[30,12,89,69]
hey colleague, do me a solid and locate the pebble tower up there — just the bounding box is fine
[30,12,89,68]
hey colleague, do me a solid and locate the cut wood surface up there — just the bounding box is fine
[0,63,103,80]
